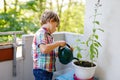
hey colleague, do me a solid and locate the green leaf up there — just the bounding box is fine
[93,28,96,33]
[93,21,100,25]
[90,53,94,60]
[94,47,99,57]
[97,28,104,32]
[94,34,98,39]
[77,52,82,59]
[94,40,102,47]
[93,42,99,47]
[90,44,98,60]
[90,44,94,54]
[86,40,89,46]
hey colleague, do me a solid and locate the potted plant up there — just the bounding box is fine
[72,0,104,79]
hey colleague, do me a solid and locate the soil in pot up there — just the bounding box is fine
[74,61,96,67]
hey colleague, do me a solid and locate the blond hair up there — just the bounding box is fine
[40,10,60,26]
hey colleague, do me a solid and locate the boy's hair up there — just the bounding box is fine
[40,10,60,26]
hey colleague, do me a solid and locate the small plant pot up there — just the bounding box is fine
[0,44,13,62]
[72,60,96,80]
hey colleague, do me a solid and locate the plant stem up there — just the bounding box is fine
[91,0,100,64]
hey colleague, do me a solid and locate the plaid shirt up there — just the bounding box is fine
[32,27,56,72]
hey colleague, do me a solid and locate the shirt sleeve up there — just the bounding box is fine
[36,31,47,47]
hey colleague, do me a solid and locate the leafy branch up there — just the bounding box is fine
[75,0,104,64]
[86,0,104,62]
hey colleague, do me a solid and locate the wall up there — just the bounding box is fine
[22,32,84,80]
[22,35,34,80]
[0,58,24,80]
[0,32,84,80]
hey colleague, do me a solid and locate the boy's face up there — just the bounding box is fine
[49,21,58,34]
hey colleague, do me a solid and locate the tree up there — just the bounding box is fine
[0,0,85,42]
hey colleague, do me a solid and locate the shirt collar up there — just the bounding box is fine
[42,27,51,35]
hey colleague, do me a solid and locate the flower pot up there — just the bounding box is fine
[0,44,13,62]
[72,61,96,80]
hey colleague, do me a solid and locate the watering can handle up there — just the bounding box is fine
[66,43,71,48]
[58,43,71,52]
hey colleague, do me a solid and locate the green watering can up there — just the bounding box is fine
[58,44,78,64]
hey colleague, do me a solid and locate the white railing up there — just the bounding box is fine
[0,32,84,80]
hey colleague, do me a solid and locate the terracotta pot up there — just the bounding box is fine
[0,44,13,62]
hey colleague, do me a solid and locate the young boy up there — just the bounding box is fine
[32,10,66,80]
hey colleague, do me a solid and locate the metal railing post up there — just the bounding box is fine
[13,33,17,77]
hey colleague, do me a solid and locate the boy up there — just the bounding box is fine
[32,10,66,80]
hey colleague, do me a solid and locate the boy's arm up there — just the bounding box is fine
[39,41,66,54]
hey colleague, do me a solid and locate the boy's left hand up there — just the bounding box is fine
[70,47,74,52]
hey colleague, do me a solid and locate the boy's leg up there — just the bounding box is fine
[33,69,41,80]
[41,69,53,80]
[33,69,53,80]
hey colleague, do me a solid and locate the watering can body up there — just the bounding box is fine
[58,44,73,64]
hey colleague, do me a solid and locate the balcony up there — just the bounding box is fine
[1,0,120,80]
[0,32,84,80]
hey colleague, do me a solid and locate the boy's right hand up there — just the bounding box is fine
[58,41,66,47]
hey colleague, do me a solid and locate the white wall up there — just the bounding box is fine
[0,35,34,80]
[22,35,34,80]
[0,58,24,80]
[0,33,84,80]
[85,0,120,80]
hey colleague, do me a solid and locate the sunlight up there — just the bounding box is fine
[0,0,30,9]
[0,0,86,10]
[0,0,4,9]
[46,0,86,12]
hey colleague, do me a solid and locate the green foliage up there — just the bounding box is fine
[86,0,103,62]
[0,35,13,43]
[77,52,82,59]
[75,0,104,63]
[0,0,84,42]
[0,10,38,33]
[0,0,46,33]
[75,39,85,59]
[0,0,84,33]
[0,0,45,42]
[60,2,85,33]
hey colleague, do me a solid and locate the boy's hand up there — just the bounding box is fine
[58,41,66,47]
[70,47,74,52]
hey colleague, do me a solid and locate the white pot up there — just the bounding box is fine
[72,61,96,79]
